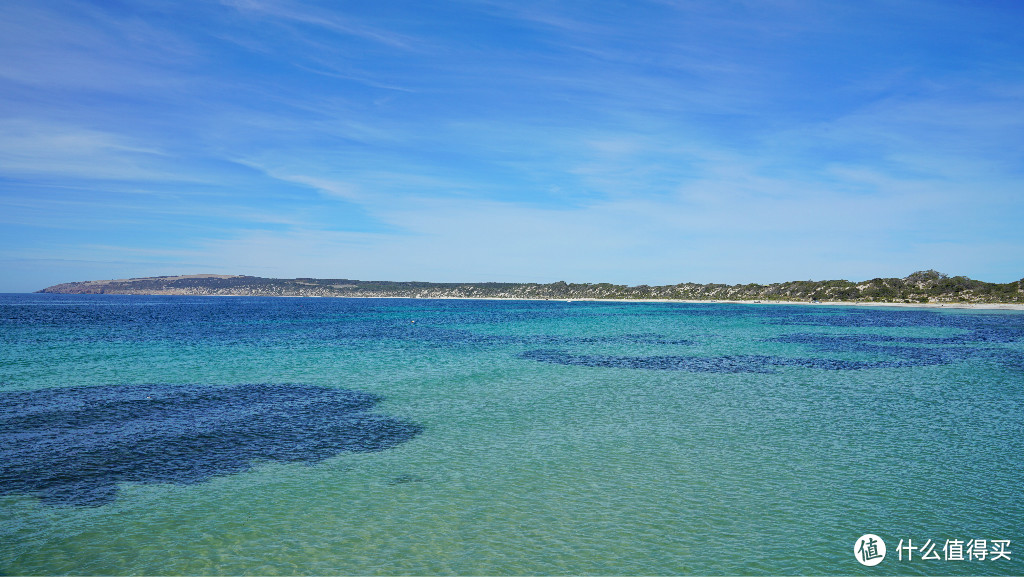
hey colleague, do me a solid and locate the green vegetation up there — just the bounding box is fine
[38,270,1024,303]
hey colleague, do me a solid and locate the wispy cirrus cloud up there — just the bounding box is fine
[0,120,175,181]
[2,1,1023,292]
[0,2,194,91]
[222,0,420,50]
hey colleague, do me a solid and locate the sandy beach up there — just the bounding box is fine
[564,298,1024,311]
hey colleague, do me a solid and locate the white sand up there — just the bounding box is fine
[570,298,1024,310]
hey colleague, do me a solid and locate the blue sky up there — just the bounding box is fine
[1,0,1022,292]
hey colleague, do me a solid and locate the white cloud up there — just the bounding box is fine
[0,120,174,181]
[222,0,419,50]
[0,2,194,91]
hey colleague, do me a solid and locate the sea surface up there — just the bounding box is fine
[1,293,1021,575]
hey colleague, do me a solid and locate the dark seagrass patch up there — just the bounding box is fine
[0,383,422,507]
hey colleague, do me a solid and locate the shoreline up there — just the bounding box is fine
[27,292,1024,310]
[430,296,1024,310]
[567,297,1024,310]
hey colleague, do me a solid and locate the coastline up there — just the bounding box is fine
[569,297,1024,311]
[438,296,1024,310]
[36,271,1023,306]
[27,291,1024,310]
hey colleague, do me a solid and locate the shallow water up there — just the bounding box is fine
[1,294,1021,575]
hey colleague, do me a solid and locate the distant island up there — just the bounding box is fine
[36,270,1024,304]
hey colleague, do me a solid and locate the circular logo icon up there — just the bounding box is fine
[854,534,887,566]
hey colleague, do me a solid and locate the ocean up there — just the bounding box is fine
[1,293,1021,575]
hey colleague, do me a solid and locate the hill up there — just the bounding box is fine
[36,270,1024,304]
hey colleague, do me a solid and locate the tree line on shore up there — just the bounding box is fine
[38,270,1024,303]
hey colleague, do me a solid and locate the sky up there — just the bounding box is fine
[1,0,1023,292]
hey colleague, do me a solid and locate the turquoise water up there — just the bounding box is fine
[1,294,1021,575]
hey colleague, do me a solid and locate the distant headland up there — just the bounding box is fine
[36,270,1024,305]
